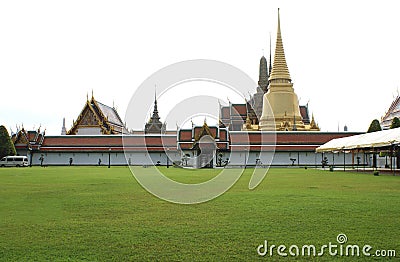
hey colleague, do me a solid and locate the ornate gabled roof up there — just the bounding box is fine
[382,95,400,120]
[269,9,292,83]
[194,121,215,141]
[67,95,127,135]
[12,129,28,145]
[381,95,400,129]
[12,128,45,149]
[190,121,220,151]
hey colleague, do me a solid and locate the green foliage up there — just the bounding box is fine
[367,119,382,133]
[390,117,400,129]
[0,125,16,159]
[0,166,400,260]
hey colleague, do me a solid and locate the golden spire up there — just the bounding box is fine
[269,8,291,83]
[310,113,320,130]
[310,114,316,126]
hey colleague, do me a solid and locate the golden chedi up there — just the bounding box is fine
[260,9,319,131]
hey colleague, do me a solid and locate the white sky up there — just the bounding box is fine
[1,1,400,134]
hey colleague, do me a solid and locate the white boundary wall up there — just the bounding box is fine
[27,150,356,167]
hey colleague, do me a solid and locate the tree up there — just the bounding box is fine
[0,125,16,159]
[390,117,400,129]
[367,119,382,133]
[367,119,381,168]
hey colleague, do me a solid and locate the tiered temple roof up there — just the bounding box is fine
[178,121,229,151]
[11,127,45,152]
[381,95,400,129]
[67,95,128,135]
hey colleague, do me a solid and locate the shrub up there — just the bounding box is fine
[390,117,400,129]
[367,119,382,133]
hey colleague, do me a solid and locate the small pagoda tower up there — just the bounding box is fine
[61,118,67,135]
[145,94,166,134]
[251,55,269,123]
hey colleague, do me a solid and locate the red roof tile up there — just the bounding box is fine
[179,130,193,141]
[231,104,247,116]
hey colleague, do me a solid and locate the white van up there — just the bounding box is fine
[0,156,29,167]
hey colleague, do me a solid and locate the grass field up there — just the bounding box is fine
[0,166,399,261]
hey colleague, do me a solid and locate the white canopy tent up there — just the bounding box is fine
[316,128,400,153]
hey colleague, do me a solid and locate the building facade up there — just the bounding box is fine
[11,9,363,168]
[12,127,360,167]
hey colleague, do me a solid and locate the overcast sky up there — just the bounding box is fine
[1,1,400,135]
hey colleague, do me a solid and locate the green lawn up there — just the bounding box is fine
[0,167,399,261]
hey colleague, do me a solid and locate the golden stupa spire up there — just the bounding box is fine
[310,114,318,129]
[269,8,291,83]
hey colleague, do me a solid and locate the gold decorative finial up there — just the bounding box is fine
[278,8,281,28]
[269,8,291,83]
[269,31,272,75]
[91,89,94,100]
